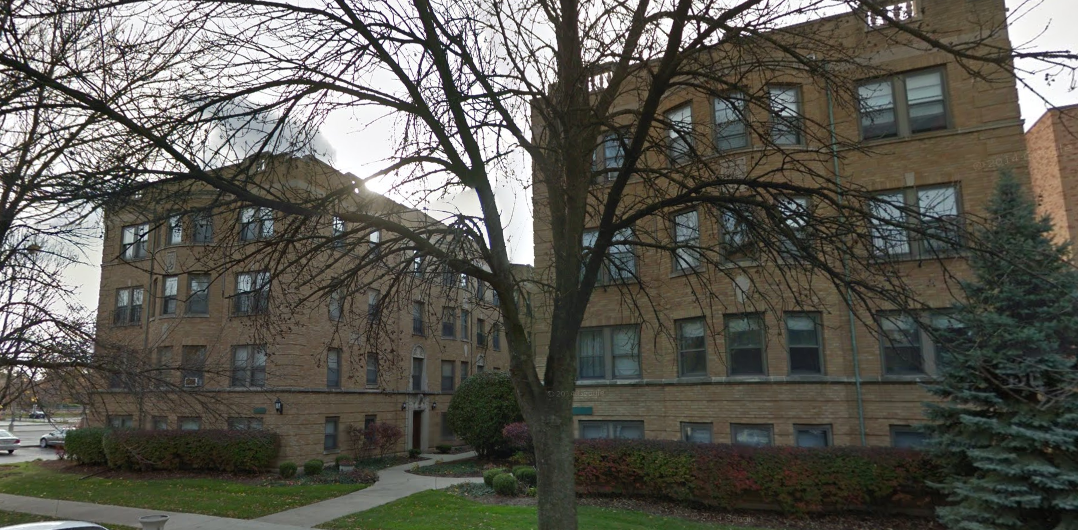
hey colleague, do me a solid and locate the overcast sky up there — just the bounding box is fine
[63,0,1078,313]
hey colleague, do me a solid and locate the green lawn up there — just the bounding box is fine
[0,462,367,519]
[319,490,757,530]
[0,510,138,530]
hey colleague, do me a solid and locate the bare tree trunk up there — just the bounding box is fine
[528,397,577,530]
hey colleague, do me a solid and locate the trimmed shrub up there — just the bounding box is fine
[514,466,537,487]
[575,439,944,514]
[483,467,508,487]
[408,448,421,458]
[502,422,533,452]
[303,459,325,476]
[446,371,523,456]
[335,454,354,466]
[279,461,298,478]
[100,429,279,472]
[65,427,107,466]
[492,473,518,496]
[435,444,452,454]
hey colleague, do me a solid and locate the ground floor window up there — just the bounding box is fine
[681,422,712,443]
[578,420,644,440]
[794,424,831,447]
[890,425,928,448]
[178,417,201,431]
[107,415,133,429]
[731,423,773,446]
[325,417,340,451]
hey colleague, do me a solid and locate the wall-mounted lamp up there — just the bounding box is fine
[274,397,283,415]
[431,401,438,410]
[401,402,407,411]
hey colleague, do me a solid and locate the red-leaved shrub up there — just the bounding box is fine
[502,422,533,452]
[575,439,943,514]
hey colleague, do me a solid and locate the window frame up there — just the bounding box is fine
[578,420,645,440]
[794,424,832,447]
[192,211,214,244]
[121,223,150,260]
[671,209,701,272]
[767,86,803,146]
[576,324,641,381]
[327,348,341,388]
[167,215,183,246]
[233,271,270,316]
[441,360,455,392]
[178,417,201,431]
[412,301,425,336]
[890,424,928,449]
[186,274,210,315]
[366,352,379,387]
[231,344,267,388]
[325,417,340,451]
[713,92,749,151]
[869,184,963,259]
[665,103,694,165]
[113,286,144,326]
[411,355,425,392]
[239,207,274,242]
[181,346,206,387]
[858,67,949,141]
[681,422,713,443]
[677,317,707,377]
[441,306,456,338]
[726,313,766,376]
[460,361,469,384]
[730,423,774,446]
[785,312,824,375]
[161,276,179,316]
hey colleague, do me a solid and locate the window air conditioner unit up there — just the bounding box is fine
[184,377,202,388]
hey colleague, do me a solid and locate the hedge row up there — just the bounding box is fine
[65,427,109,465]
[98,429,279,472]
[575,439,943,514]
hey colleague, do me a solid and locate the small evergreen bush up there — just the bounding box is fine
[446,372,523,456]
[279,461,297,478]
[408,448,421,458]
[435,444,452,454]
[303,459,325,476]
[492,473,518,496]
[513,466,537,487]
[483,467,508,487]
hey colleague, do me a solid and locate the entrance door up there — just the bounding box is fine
[412,410,423,450]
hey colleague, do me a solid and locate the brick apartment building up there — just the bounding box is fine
[1028,104,1078,247]
[91,155,513,464]
[531,0,1033,448]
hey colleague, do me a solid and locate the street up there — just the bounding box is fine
[0,420,75,465]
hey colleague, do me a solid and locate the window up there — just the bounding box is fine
[731,424,773,446]
[228,417,264,430]
[239,207,273,241]
[192,211,213,244]
[891,425,928,448]
[411,251,423,272]
[411,356,424,391]
[777,196,809,257]
[366,352,379,386]
[786,313,823,374]
[672,210,700,271]
[727,314,765,376]
[476,281,486,301]
[677,318,707,377]
[331,216,346,248]
[167,215,183,245]
[575,325,641,380]
[917,186,962,254]
[582,228,637,284]
[327,348,341,388]
[599,132,626,177]
[666,104,693,164]
[179,417,201,431]
[329,289,343,322]
[858,68,946,140]
[720,205,753,255]
[460,310,470,341]
[441,412,455,439]
[477,318,487,347]
[460,361,469,384]
[714,93,748,150]
[681,422,713,443]
[476,355,485,373]
[369,230,381,255]
[441,360,455,392]
[367,289,380,322]
[795,424,832,447]
[181,346,206,387]
[412,302,425,336]
[492,324,501,351]
[325,417,339,451]
[879,313,925,375]
[187,274,210,315]
[768,86,802,145]
[121,223,149,260]
[234,271,270,316]
[161,276,178,316]
[153,346,172,387]
[442,307,456,338]
[459,273,470,290]
[865,0,918,27]
[231,344,267,387]
[364,415,377,430]
[579,420,645,440]
[870,191,910,257]
[107,415,134,429]
[114,287,144,326]
[151,416,168,430]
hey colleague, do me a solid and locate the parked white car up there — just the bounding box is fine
[0,429,20,454]
[0,522,109,530]
[39,428,73,448]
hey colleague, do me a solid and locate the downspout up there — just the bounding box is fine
[824,70,867,446]
[138,211,157,430]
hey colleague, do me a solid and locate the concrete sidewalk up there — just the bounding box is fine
[254,451,482,528]
[0,451,480,529]
[0,493,311,530]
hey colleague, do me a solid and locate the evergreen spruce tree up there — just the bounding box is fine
[924,171,1078,530]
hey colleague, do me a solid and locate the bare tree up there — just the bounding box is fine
[2,0,1077,527]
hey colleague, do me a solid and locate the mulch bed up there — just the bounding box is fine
[37,459,275,483]
[471,492,944,530]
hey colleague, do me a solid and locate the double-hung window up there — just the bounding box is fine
[411,355,425,391]
[331,216,346,248]
[325,417,339,451]
[786,313,823,374]
[441,360,455,392]
[576,325,641,380]
[114,287,144,326]
[768,86,802,145]
[582,228,637,284]
[442,307,456,338]
[161,276,179,316]
[234,271,270,316]
[726,314,765,376]
[329,289,343,322]
[492,324,501,350]
[187,274,210,315]
[412,301,425,336]
[666,105,693,164]
[192,211,214,243]
[167,215,183,245]
[327,348,341,388]
[367,289,380,322]
[777,197,810,257]
[231,344,267,387]
[917,186,961,254]
[366,352,379,386]
[858,68,947,140]
[720,205,753,256]
[672,210,700,271]
[239,207,273,241]
[477,318,487,347]
[870,192,910,257]
[714,93,748,150]
[879,313,924,375]
[121,223,149,260]
[181,346,206,387]
[871,185,962,258]
[677,318,707,377]
[460,310,470,341]
[601,132,626,176]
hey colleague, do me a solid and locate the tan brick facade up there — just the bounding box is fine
[1027,104,1078,247]
[531,0,1030,448]
[92,157,512,465]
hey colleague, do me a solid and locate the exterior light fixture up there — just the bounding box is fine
[274,397,283,414]
[401,402,407,411]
